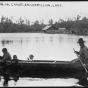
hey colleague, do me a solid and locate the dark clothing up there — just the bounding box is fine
[1,52,12,63]
[72,46,88,64]
[78,46,88,64]
[0,52,12,80]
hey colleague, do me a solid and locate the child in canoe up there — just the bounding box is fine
[27,54,34,61]
[12,55,19,63]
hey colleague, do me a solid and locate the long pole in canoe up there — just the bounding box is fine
[73,48,88,73]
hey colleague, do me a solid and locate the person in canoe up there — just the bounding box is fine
[71,38,88,64]
[12,55,19,63]
[27,54,34,61]
[0,48,12,84]
[0,48,12,63]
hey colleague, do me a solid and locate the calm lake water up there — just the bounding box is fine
[0,33,88,87]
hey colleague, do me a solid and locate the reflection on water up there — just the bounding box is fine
[1,71,88,87]
[0,76,80,87]
[77,72,88,87]
[1,40,13,46]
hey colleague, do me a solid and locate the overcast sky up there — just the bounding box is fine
[0,1,88,24]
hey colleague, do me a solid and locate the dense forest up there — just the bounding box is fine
[0,15,88,35]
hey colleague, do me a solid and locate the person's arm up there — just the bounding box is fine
[74,51,79,55]
[1,53,9,62]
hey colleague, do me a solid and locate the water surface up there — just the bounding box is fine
[0,33,88,87]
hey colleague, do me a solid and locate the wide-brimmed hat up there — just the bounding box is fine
[77,38,85,43]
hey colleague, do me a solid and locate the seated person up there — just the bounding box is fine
[72,38,88,65]
[0,48,12,63]
[12,55,19,63]
[27,54,34,61]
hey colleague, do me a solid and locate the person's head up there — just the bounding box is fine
[77,38,85,47]
[29,54,34,60]
[2,48,7,54]
[13,55,18,59]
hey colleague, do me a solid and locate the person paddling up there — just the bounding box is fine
[72,38,88,65]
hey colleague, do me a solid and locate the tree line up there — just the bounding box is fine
[54,15,88,35]
[0,16,45,33]
[0,15,88,34]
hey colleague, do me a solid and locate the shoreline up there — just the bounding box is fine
[0,32,88,36]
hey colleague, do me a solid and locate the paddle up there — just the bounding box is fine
[73,48,88,73]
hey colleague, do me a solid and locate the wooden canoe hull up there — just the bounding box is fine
[0,60,87,79]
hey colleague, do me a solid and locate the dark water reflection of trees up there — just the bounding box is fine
[1,40,13,46]
[0,39,24,46]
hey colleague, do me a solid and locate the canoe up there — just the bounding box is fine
[0,60,87,79]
